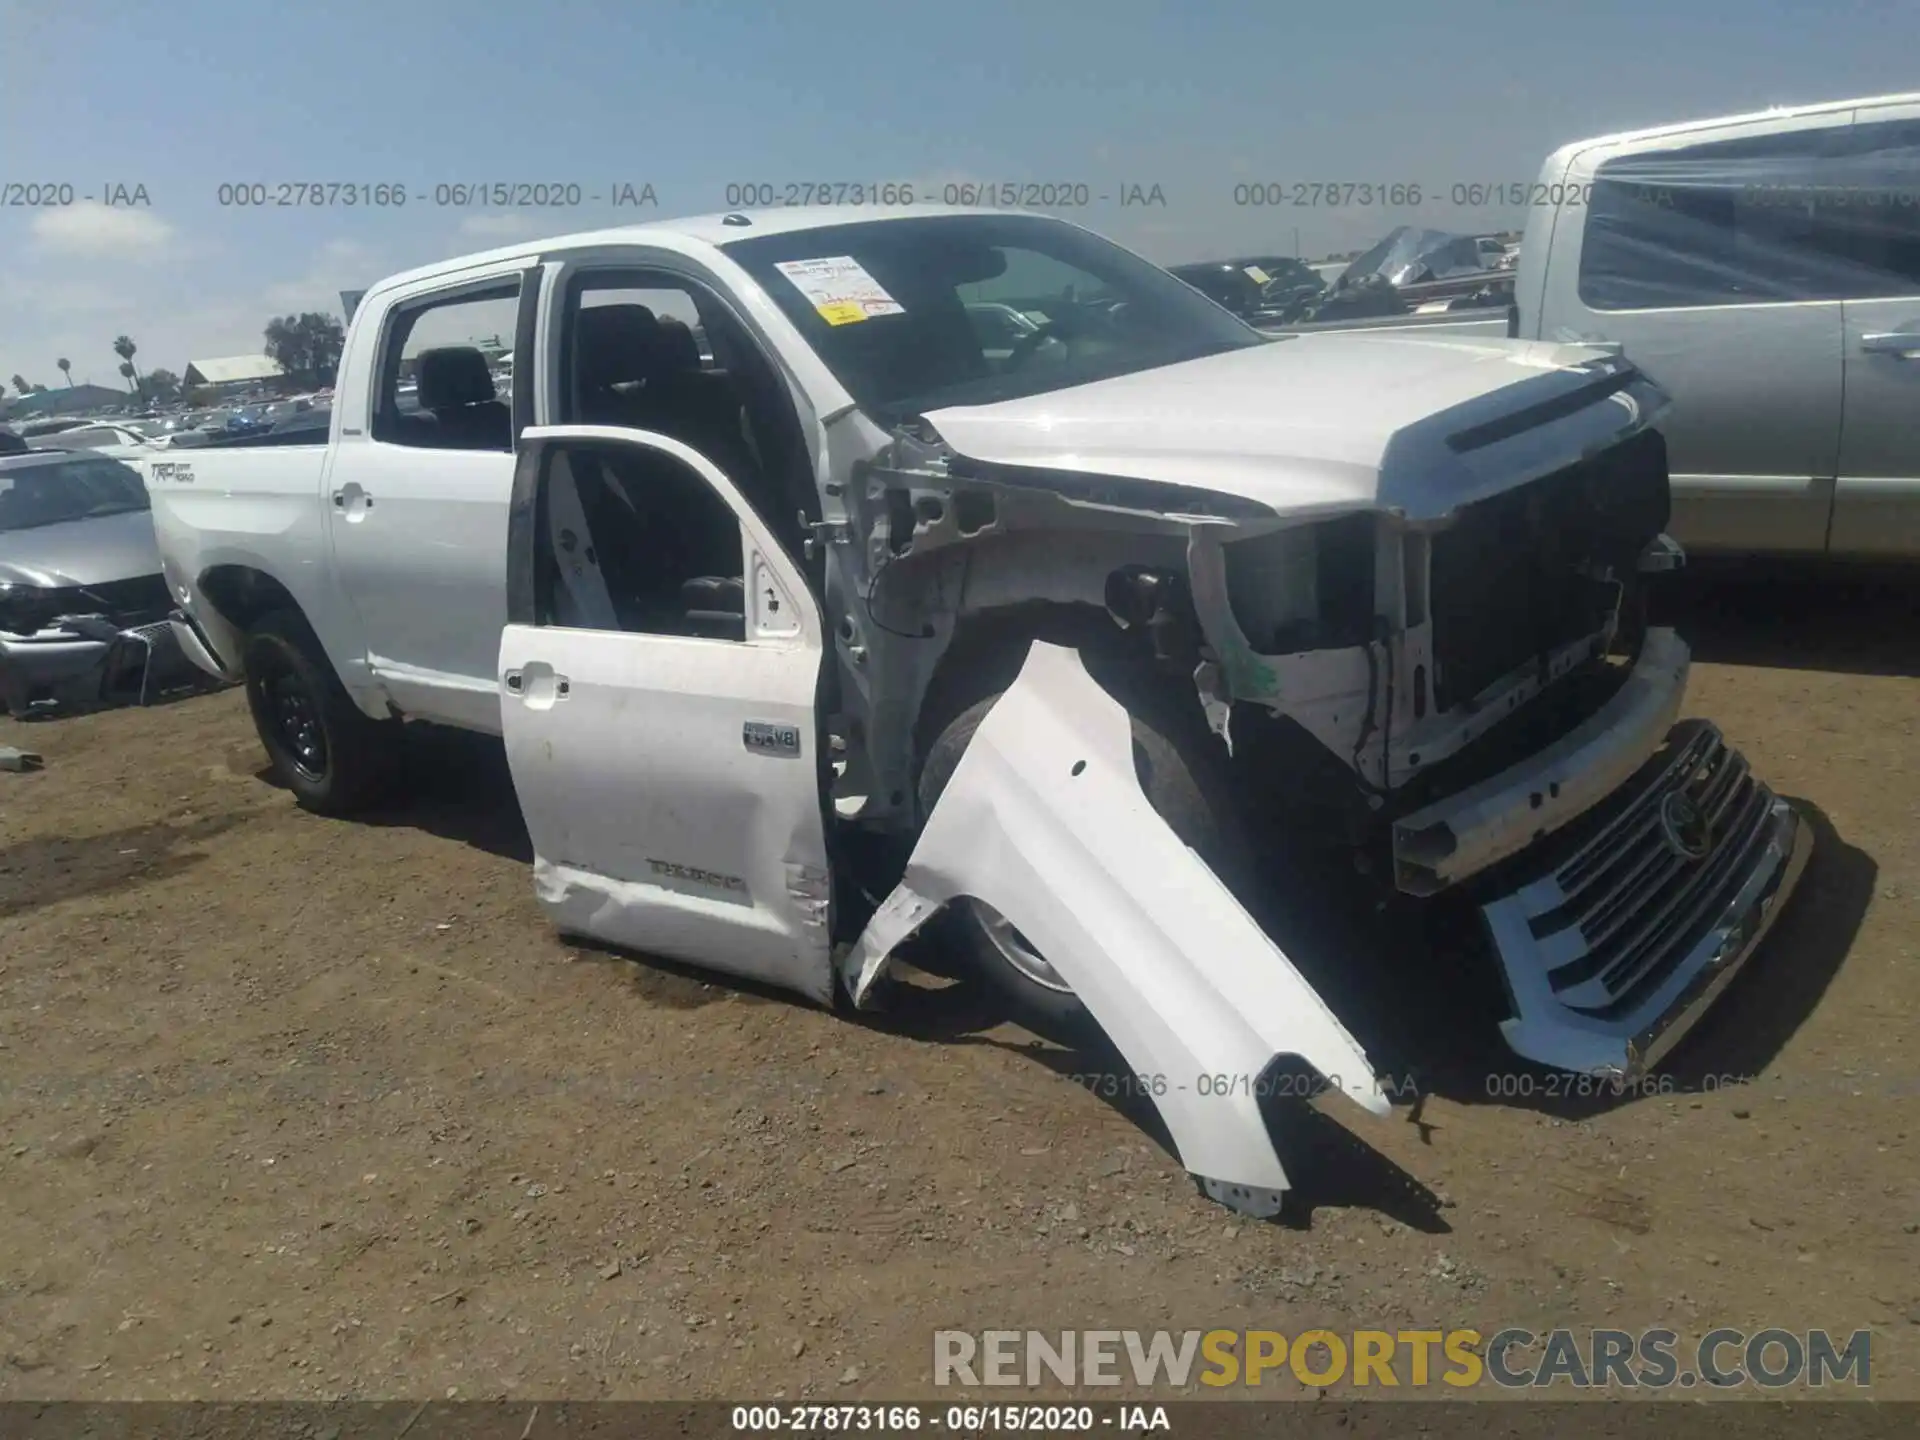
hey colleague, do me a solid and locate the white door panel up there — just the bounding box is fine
[328,442,515,729]
[497,426,833,1003]
[500,625,831,998]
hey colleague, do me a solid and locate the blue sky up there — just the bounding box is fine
[2,0,1915,389]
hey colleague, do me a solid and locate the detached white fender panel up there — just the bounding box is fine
[843,642,1387,1210]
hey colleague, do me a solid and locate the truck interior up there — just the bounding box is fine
[561,273,821,569]
[371,281,521,452]
[534,440,749,642]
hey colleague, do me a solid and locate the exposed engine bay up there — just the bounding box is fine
[817,363,1681,907]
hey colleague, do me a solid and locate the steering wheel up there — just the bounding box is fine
[1000,318,1061,372]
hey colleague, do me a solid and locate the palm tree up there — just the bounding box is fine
[57,358,73,387]
[112,335,142,397]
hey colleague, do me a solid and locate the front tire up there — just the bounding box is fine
[243,609,402,815]
[916,666,1244,1040]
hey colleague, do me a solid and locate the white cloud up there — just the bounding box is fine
[260,238,386,315]
[31,202,176,259]
[457,212,541,240]
[0,235,394,386]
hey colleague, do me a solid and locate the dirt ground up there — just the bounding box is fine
[1,565,1915,1402]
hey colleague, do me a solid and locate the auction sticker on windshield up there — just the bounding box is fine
[772,256,905,326]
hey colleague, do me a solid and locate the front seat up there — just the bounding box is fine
[574,305,662,427]
[415,347,509,450]
[642,315,767,498]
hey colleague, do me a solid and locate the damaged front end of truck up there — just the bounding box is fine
[830,342,1811,1214]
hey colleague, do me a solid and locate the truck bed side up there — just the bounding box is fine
[144,444,365,691]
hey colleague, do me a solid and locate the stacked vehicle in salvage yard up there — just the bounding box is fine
[137,206,1814,1215]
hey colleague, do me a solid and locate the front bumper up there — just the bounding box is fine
[0,618,200,717]
[0,631,109,716]
[1478,719,1812,1080]
[1392,627,1691,895]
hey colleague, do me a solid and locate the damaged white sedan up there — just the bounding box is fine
[149,207,1812,1214]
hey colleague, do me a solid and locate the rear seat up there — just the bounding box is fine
[414,346,509,450]
[575,305,662,428]
[574,306,764,492]
[647,317,764,482]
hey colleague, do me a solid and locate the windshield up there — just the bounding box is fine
[722,213,1266,421]
[0,456,151,532]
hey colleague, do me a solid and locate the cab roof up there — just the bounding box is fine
[367,204,1026,298]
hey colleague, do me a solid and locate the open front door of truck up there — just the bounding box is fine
[496,425,835,1004]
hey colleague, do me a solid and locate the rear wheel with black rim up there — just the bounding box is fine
[243,609,402,814]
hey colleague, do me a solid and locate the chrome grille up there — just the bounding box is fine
[1523,723,1778,1014]
[1480,717,1811,1078]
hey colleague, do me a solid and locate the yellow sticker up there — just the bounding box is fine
[1243,265,1272,285]
[816,301,869,326]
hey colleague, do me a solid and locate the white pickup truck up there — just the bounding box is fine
[149,205,1811,1215]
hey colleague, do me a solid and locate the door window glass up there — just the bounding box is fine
[1580,120,1920,309]
[371,284,519,450]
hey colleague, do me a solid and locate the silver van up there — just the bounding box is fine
[1514,92,1920,559]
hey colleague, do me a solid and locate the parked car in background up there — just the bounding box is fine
[0,450,199,717]
[1227,255,1328,317]
[0,426,27,457]
[1519,89,1920,559]
[1167,260,1305,325]
[1296,272,1411,322]
[14,417,92,439]
[1343,226,1493,288]
[36,422,160,459]
[1278,91,1920,560]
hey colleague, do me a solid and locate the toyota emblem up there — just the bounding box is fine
[1657,790,1712,861]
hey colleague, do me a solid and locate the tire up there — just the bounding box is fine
[916,663,1245,1041]
[243,609,403,815]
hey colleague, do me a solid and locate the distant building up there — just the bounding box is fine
[183,354,289,397]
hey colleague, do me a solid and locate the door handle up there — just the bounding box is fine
[505,668,568,706]
[333,486,375,509]
[1860,331,1920,357]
